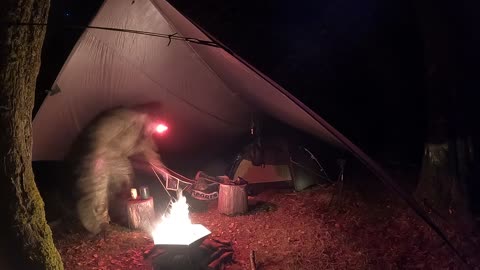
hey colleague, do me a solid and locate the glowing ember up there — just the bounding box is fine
[152,195,210,246]
[155,124,168,134]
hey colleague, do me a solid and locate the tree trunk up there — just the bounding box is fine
[416,143,465,212]
[412,0,471,224]
[0,1,63,269]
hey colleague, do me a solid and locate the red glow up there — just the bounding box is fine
[155,124,168,134]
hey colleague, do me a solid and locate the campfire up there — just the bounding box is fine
[151,194,211,246]
[146,192,233,270]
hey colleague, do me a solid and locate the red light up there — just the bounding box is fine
[155,124,168,134]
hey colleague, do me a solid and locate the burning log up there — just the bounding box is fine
[127,197,155,231]
[218,183,248,215]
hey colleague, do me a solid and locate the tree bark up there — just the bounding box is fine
[412,0,471,223]
[0,0,63,269]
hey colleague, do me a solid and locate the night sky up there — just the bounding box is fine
[35,0,478,165]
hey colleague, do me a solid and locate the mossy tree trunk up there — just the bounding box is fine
[413,0,472,224]
[0,0,63,269]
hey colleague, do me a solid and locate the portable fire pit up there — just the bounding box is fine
[147,226,233,270]
[146,194,233,269]
[146,224,212,269]
[153,224,211,250]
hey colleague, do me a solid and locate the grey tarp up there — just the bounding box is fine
[32,0,343,161]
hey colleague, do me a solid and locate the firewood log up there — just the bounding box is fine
[208,251,233,270]
[217,183,248,215]
[127,197,155,231]
[201,239,233,251]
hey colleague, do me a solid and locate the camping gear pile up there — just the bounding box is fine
[152,166,249,203]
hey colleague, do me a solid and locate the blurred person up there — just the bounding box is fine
[65,103,166,234]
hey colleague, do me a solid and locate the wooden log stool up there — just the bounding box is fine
[127,197,155,231]
[217,183,248,215]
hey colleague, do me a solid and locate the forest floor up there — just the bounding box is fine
[53,181,480,270]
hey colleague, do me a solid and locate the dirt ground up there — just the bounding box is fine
[53,184,480,270]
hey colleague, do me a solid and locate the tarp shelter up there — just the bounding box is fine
[29,0,412,196]
[32,0,461,257]
[33,0,348,162]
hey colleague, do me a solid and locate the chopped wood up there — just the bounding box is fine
[218,183,248,215]
[127,197,155,231]
[201,238,233,251]
[208,250,234,270]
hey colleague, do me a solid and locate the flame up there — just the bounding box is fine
[151,195,210,246]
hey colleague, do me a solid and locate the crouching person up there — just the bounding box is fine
[65,104,165,234]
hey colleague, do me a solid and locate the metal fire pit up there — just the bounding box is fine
[148,225,234,270]
[154,224,211,251]
[149,224,212,269]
